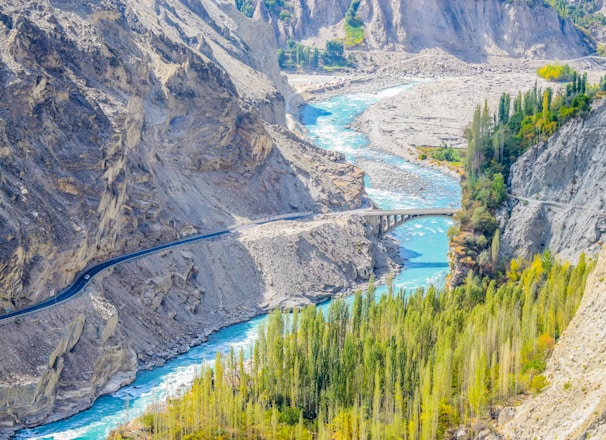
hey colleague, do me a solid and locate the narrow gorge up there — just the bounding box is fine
[0,0,605,438]
[0,0,391,435]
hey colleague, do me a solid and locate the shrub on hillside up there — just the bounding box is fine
[537,63,576,82]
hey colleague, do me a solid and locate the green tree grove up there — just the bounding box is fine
[110,254,594,439]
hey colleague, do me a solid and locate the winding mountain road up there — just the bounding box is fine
[0,207,460,322]
[0,212,313,322]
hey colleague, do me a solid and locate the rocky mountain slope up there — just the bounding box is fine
[0,0,392,435]
[500,244,606,439]
[501,99,606,263]
[269,0,592,59]
[360,0,592,58]
[491,95,606,440]
[264,0,351,46]
[0,0,364,313]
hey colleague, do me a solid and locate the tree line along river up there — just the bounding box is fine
[17,83,461,440]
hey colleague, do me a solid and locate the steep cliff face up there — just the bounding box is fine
[501,100,606,263]
[500,245,606,439]
[0,0,363,313]
[359,0,591,58]
[0,0,379,434]
[269,0,591,59]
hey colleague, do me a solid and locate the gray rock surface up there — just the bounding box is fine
[456,428,470,440]
[501,246,606,439]
[360,0,591,59]
[473,430,503,440]
[269,0,591,59]
[0,0,384,436]
[497,407,515,426]
[502,100,606,263]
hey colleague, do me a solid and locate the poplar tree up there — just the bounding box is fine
[110,256,594,440]
[491,228,500,267]
[498,92,511,125]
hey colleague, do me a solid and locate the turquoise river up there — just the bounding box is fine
[16,83,461,439]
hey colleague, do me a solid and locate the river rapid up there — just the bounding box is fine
[16,84,461,439]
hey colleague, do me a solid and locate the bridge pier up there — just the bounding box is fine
[369,214,408,238]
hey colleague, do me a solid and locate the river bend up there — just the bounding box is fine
[17,83,461,439]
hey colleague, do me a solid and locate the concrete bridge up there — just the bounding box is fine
[360,208,458,237]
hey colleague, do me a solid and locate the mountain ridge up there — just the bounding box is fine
[265,0,593,60]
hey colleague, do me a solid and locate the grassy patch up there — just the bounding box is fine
[417,145,465,173]
[344,22,364,47]
[322,65,350,72]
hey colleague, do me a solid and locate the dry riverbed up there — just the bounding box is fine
[287,51,606,180]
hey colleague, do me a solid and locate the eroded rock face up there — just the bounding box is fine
[0,213,390,434]
[0,0,363,312]
[359,0,591,58]
[264,0,351,46]
[500,246,606,439]
[501,100,606,263]
[267,0,591,59]
[0,0,375,434]
[0,302,137,429]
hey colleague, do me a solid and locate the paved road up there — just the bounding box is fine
[361,208,458,216]
[0,212,312,322]
[0,207,459,322]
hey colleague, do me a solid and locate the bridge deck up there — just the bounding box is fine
[359,207,458,238]
[361,208,458,216]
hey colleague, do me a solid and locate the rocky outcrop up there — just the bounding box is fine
[359,0,592,58]
[499,245,606,439]
[0,213,393,434]
[268,0,592,59]
[501,99,606,263]
[0,0,383,435]
[0,0,362,312]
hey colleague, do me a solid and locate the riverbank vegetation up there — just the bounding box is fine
[418,145,465,171]
[278,40,355,71]
[108,254,593,440]
[451,66,603,279]
[344,0,365,47]
[276,38,359,72]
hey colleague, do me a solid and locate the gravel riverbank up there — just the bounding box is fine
[287,52,606,180]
